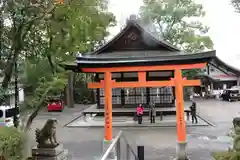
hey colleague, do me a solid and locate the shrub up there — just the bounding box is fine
[0,127,27,160]
[213,150,237,160]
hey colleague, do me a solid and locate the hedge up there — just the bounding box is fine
[213,150,239,160]
[0,127,27,160]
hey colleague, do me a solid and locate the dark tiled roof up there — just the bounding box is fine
[62,15,219,71]
[194,73,220,82]
[82,50,183,59]
[91,15,180,54]
[211,57,240,75]
[74,50,216,68]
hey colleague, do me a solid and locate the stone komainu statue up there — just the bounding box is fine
[35,118,59,148]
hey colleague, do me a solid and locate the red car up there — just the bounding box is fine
[47,96,64,112]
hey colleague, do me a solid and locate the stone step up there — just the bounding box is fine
[32,150,68,160]
[32,144,63,157]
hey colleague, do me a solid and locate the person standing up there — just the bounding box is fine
[190,100,198,124]
[136,104,144,124]
[149,101,156,123]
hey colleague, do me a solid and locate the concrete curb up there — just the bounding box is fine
[63,113,83,127]
[196,114,216,127]
[62,104,96,127]
[66,122,209,128]
[64,111,215,128]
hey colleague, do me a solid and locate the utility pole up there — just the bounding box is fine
[14,58,19,128]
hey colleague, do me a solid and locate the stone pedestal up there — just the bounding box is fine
[173,141,190,160]
[32,144,68,160]
[102,139,116,160]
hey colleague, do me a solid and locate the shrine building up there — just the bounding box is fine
[64,15,218,108]
[63,14,221,159]
[195,57,240,94]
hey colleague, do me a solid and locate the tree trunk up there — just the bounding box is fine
[0,156,5,160]
[0,49,19,105]
[66,71,74,108]
[25,132,32,158]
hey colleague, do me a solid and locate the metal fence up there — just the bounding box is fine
[100,131,140,160]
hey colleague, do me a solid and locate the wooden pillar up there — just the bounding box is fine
[120,73,125,106]
[104,72,112,141]
[146,72,150,105]
[95,74,100,108]
[171,71,175,105]
[237,77,240,86]
[174,69,186,142]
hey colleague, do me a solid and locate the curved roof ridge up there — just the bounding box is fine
[213,56,240,75]
[92,15,180,54]
[131,19,180,52]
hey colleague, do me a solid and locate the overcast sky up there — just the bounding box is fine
[108,0,240,69]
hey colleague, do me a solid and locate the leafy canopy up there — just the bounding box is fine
[232,0,240,12]
[139,0,213,53]
[139,0,214,78]
[1,0,116,130]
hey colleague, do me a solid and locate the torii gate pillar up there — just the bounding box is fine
[174,69,188,160]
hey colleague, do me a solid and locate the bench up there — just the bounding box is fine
[158,110,190,121]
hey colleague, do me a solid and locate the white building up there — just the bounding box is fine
[194,56,240,95]
[0,77,24,106]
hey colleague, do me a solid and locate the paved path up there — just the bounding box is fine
[28,100,240,160]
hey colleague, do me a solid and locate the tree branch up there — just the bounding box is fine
[23,5,56,26]
[47,34,55,74]
[167,12,177,37]
[24,87,51,131]
[156,21,167,40]
[0,0,8,12]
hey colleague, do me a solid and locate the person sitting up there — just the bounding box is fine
[149,101,156,124]
[136,104,144,124]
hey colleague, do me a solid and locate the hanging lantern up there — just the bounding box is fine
[141,92,144,102]
[117,96,120,104]
[126,88,129,100]
[156,88,160,97]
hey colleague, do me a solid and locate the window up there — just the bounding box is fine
[0,110,3,118]
[230,90,239,94]
[5,108,19,118]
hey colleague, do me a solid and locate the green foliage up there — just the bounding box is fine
[21,73,67,111]
[139,0,213,52]
[1,0,115,130]
[0,127,27,160]
[232,0,240,13]
[22,72,67,130]
[182,69,202,79]
[139,0,214,78]
[213,150,238,160]
[0,0,56,96]
[1,0,116,108]
[49,0,116,55]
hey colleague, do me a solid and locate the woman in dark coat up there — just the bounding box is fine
[149,101,156,123]
[190,100,198,124]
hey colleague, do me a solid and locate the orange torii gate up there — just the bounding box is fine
[82,63,206,159]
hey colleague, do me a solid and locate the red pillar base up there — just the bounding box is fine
[173,141,190,160]
[102,139,116,159]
